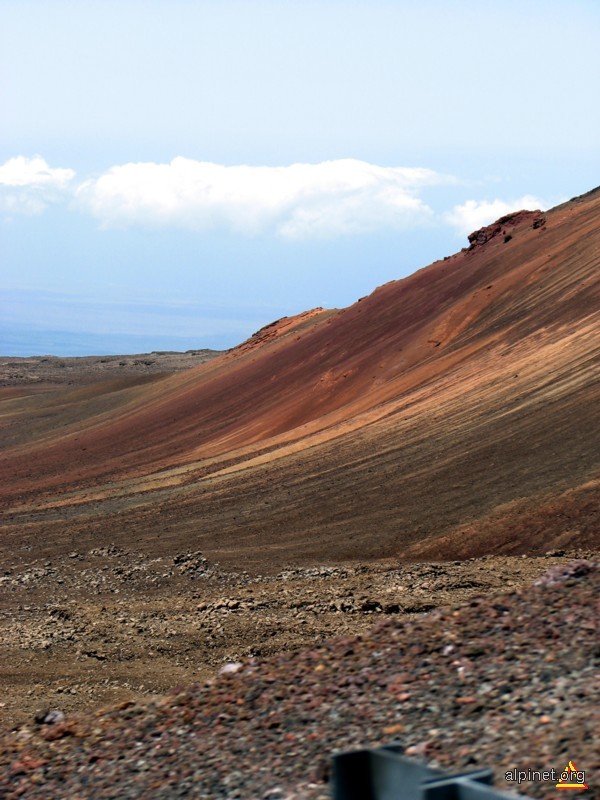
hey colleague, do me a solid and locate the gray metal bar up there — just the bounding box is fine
[332,747,530,800]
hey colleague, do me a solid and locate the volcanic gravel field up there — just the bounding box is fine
[0,560,597,799]
[2,546,593,732]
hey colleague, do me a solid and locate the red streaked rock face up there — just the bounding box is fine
[0,188,599,568]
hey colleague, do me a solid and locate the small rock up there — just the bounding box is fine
[34,708,65,725]
[219,661,243,676]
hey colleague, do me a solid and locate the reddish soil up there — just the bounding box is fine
[1,190,598,570]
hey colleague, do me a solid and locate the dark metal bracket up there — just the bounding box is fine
[332,744,530,799]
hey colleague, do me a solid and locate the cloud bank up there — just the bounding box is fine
[75,158,446,238]
[0,155,76,215]
[444,195,549,236]
[1,155,556,244]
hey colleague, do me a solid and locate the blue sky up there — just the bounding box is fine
[1,0,599,355]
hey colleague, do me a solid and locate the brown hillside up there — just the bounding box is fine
[1,189,599,568]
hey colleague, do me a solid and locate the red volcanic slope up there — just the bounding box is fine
[1,189,599,567]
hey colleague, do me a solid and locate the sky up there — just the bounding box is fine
[1,0,599,356]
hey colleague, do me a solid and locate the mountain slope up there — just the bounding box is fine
[1,189,599,568]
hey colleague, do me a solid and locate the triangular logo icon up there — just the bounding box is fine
[556,761,588,790]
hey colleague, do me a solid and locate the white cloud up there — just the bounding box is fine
[0,155,75,188]
[76,157,448,238]
[10,155,557,246]
[0,155,76,215]
[443,195,549,237]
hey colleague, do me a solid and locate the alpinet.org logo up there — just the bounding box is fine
[505,760,588,791]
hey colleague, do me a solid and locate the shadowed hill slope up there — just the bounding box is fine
[1,189,599,568]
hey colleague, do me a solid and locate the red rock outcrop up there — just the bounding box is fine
[467,209,545,248]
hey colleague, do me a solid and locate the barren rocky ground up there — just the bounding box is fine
[0,544,595,734]
[0,349,220,389]
[0,559,597,799]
